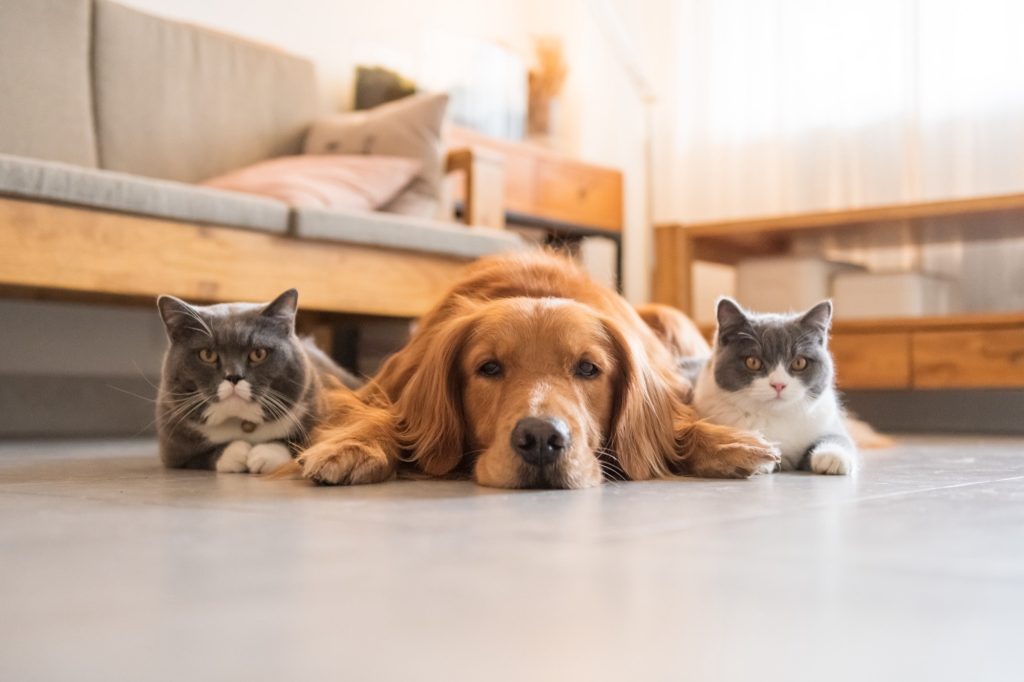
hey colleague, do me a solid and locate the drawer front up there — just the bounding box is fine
[534,159,622,232]
[831,332,911,389]
[913,328,1024,388]
[502,153,537,216]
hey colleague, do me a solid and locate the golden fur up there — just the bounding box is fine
[298,251,780,488]
[635,302,712,362]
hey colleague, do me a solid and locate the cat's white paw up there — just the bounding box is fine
[809,447,857,476]
[247,442,293,474]
[216,440,252,473]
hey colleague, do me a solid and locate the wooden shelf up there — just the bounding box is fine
[654,195,1024,391]
[672,192,1024,237]
[833,311,1024,333]
[699,311,1024,338]
[654,192,1024,309]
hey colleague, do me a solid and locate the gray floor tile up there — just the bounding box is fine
[1,436,1022,681]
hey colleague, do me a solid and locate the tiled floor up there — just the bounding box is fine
[1,437,1022,681]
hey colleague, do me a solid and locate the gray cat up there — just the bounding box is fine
[693,298,857,475]
[156,289,360,473]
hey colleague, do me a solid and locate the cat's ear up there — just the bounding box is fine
[157,295,209,341]
[800,300,833,335]
[261,289,299,328]
[715,297,749,345]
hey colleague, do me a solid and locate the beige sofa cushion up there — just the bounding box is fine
[292,207,524,259]
[303,93,449,219]
[93,0,319,183]
[0,0,98,166]
[0,154,289,233]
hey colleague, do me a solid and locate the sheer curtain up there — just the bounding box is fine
[656,0,1024,314]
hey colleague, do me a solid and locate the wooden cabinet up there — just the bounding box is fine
[829,316,1024,390]
[831,333,911,389]
[913,328,1024,389]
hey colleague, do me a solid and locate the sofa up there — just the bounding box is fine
[0,0,523,319]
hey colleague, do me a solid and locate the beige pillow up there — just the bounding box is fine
[203,155,421,211]
[303,92,449,219]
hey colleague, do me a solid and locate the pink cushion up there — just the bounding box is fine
[202,155,421,210]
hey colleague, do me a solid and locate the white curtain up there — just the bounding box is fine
[657,0,1024,313]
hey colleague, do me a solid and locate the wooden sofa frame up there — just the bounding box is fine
[0,149,502,320]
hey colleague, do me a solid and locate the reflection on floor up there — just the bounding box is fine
[1,436,1022,681]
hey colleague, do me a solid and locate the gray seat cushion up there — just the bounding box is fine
[293,207,525,258]
[93,0,319,183]
[0,154,289,233]
[0,0,98,167]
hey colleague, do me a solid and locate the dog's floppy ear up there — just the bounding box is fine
[601,316,680,481]
[393,308,478,477]
[636,303,711,360]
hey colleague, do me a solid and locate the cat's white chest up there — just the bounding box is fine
[694,371,841,465]
[196,404,306,445]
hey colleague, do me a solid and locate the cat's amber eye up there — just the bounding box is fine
[791,356,809,371]
[248,348,269,364]
[744,356,762,371]
[198,349,218,364]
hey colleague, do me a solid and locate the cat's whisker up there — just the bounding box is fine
[131,359,163,391]
[146,392,209,437]
[107,384,158,403]
[169,396,212,434]
[257,391,307,441]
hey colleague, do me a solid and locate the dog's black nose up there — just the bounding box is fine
[225,374,243,384]
[511,417,571,466]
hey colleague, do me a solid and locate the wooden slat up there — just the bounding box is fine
[446,147,506,229]
[834,312,1024,333]
[661,192,1024,238]
[913,329,1024,389]
[701,312,1024,337]
[0,198,467,317]
[831,332,911,389]
[652,225,693,312]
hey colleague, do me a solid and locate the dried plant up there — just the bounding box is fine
[528,36,568,136]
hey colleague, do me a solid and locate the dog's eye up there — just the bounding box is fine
[249,348,269,364]
[790,356,808,371]
[574,360,600,379]
[477,360,503,377]
[198,349,218,364]
[744,356,762,371]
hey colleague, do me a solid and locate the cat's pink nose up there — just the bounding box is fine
[771,381,787,395]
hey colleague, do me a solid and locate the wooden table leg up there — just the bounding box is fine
[653,226,694,313]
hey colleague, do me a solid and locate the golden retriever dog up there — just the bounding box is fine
[297,251,780,488]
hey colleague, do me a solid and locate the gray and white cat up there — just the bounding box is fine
[156,289,360,473]
[693,298,857,475]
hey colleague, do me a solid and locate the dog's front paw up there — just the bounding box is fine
[297,440,395,486]
[216,440,252,473]
[809,447,857,476]
[247,442,293,474]
[714,433,782,478]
